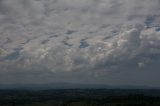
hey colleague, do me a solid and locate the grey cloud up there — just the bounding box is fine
[0,0,160,85]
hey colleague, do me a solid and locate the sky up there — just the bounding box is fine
[0,0,160,87]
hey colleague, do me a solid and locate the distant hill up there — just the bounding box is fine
[0,82,158,90]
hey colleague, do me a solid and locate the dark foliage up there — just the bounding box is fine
[0,89,160,106]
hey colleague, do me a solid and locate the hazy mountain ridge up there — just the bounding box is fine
[0,82,157,90]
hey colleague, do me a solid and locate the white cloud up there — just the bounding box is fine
[0,0,160,84]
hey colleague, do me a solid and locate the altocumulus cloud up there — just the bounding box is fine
[0,0,160,85]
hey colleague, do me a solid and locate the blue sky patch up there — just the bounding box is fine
[79,40,89,48]
[5,51,20,61]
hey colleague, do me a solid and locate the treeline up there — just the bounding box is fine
[0,89,160,106]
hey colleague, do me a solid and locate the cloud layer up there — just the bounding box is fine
[0,0,160,85]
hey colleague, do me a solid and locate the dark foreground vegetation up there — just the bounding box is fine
[0,89,160,106]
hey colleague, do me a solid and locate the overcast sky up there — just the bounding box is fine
[0,0,160,87]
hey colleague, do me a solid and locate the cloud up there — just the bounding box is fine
[0,0,160,85]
